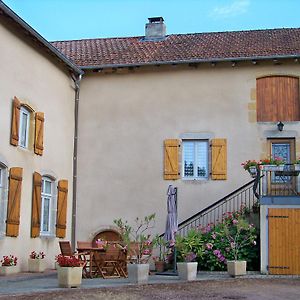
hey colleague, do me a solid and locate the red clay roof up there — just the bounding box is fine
[51,28,300,69]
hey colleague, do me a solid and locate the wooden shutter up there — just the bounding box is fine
[56,179,68,238]
[257,76,300,122]
[211,139,227,180]
[10,97,21,146]
[34,112,44,156]
[31,172,42,238]
[164,139,180,180]
[6,167,23,237]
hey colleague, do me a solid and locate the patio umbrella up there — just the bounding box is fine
[164,185,178,246]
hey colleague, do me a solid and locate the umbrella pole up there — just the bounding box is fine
[173,246,177,273]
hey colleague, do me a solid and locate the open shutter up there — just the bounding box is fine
[6,167,23,237]
[31,172,42,238]
[56,179,68,238]
[10,97,21,146]
[164,139,180,180]
[34,112,44,156]
[211,139,227,180]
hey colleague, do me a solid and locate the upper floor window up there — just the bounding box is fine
[256,76,300,122]
[19,106,30,148]
[182,140,209,180]
[41,176,54,235]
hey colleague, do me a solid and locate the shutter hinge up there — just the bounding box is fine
[267,215,289,219]
[267,265,289,270]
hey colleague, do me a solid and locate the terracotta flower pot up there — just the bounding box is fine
[155,261,166,272]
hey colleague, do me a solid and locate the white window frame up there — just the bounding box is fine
[19,106,30,148]
[182,139,209,180]
[40,176,56,237]
[0,164,8,238]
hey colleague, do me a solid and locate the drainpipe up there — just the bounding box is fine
[71,73,82,250]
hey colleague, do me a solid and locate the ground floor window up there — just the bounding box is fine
[0,164,8,237]
[40,176,55,236]
[182,140,209,179]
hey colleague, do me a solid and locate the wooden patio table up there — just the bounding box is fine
[77,247,106,278]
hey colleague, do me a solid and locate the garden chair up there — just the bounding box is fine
[59,241,89,278]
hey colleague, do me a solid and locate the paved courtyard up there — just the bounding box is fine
[0,271,299,299]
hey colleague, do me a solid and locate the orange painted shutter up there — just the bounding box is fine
[56,179,68,238]
[211,139,227,180]
[34,112,44,156]
[10,97,21,146]
[164,139,180,180]
[6,167,23,237]
[31,172,42,238]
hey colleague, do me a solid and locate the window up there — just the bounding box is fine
[256,76,300,122]
[0,164,8,237]
[41,176,55,235]
[182,140,208,179]
[19,106,30,148]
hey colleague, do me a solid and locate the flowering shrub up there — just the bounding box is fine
[55,254,81,267]
[113,214,155,264]
[1,255,17,266]
[29,251,46,259]
[196,207,259,271]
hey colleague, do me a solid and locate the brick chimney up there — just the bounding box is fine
[144,17,166,41]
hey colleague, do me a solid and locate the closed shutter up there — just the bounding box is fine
[31,172,42,238]
[164,139,180,180]
[6,167,23,237]
[56,179,68,238]
[34,112,44,156]
[211,139,227,180]
[10,97,21,146]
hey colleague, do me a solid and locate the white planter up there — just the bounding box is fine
[262,165,284,171]
[0,265,19,276]
[294,164,300,171]
[127,263,149,284]
[57,266,83,288]
[177,262,198,281]
[28,258,46,273]
[227,260,247,277]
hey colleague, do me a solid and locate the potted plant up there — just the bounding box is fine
[175,229,203,281]
[95,238,108,250]
[220,215,257,277]
[0,255,18,276]
[114,213,155,284]
[152,235,168,272]
[241,160,259,177]
[55,254,83,288]
[28,251,46,273]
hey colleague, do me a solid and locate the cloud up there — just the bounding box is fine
[211,0,250,18]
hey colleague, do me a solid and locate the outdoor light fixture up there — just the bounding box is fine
[277,121,284,131]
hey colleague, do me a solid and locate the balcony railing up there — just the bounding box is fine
[259,164,300,196]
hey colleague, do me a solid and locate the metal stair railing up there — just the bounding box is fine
[177,179,257,237]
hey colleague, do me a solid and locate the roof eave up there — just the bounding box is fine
[0,1,83,75]
[79,54,300,70]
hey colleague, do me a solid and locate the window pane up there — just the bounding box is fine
[196,142,208,178]
[44,180,51,194]
[42,198,50,232]
[272,143,290,163]
[20,110,29,147]
[183,142,195,177]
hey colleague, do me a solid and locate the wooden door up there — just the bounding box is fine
[267,138,296,195]
[268,208,300,274]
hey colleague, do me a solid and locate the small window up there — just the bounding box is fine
[182,140,208,179]
[41,176,54,235]
[0,164,8,237]
[19,106,30,148]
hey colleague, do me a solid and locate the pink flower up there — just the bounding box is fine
[206,243,213,250]
[232,219,238,225]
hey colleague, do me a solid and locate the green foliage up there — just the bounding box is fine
[175,228,204,262]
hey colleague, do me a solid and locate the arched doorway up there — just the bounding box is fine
[92,229,122,245]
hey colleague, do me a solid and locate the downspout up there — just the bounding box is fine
[71,73,82,250]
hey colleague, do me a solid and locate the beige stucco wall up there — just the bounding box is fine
[0,22,75,270]
[77,62,300,242]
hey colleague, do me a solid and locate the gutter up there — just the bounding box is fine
[79,54,300,70]
[71,73,82,250]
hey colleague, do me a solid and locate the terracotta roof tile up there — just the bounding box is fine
[51,28,300,68]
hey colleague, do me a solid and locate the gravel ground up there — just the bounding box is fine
[0,278,299,300]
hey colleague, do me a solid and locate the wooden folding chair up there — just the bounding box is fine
[59,241,89,278]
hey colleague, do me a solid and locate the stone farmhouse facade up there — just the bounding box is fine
[1,2,300,272]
